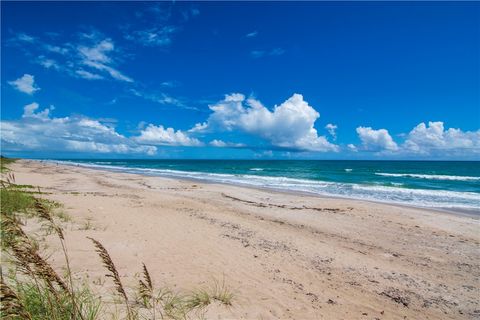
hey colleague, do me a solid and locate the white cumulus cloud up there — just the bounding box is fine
[356,126,399,151]
[191,93,338,152]
[8,74,40,95]
[1,103,156,155]
[403,121,480,155]
[22,102,54,119]
[135,124,203,146]
[353,121,479,158]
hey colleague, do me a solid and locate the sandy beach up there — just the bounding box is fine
[8,160,480,319]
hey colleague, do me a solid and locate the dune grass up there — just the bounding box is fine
[1,160,234,319]
[0,157,16,173]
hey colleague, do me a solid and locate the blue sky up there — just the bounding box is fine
[1,1,479,159]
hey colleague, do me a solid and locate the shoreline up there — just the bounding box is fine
[8,159,480,319]
[42,159,480,218]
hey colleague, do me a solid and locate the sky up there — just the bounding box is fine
[1,1,479,160]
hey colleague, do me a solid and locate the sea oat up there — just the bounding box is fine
[88,237,132,319]
[138,262,155,319]
[11,242,69,293]
[34,199,64,240]
[0,275,32,319]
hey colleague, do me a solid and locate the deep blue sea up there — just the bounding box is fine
[53,160,480,212]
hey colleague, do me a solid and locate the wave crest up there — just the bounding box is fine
[375,173,480,181]
[50,160,480,211]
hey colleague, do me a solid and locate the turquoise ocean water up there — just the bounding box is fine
[53,160,480,213]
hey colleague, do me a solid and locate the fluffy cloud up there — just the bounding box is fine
[8,74,40,95]
[356,127,399,151]
[135,124,203,146]
[22,102,53,119]
[354,121,479,157]
[1,103,156,155]
[191,93,338,152]
[403,121,480,155]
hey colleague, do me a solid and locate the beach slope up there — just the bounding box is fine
[9,160,480,319]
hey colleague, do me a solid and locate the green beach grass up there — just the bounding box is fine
[0,158,233,319]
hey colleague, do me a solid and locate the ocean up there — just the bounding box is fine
[52,160,480,213]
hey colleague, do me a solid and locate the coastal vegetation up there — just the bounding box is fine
[0,158,233,319]
[0,156,16,173]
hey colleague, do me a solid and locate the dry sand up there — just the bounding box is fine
[8,160,480,319]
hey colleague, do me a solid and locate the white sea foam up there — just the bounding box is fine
[375,172,480,181]
[49,160,480,211]
[250,168,264,171]
[345,168,353,172]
